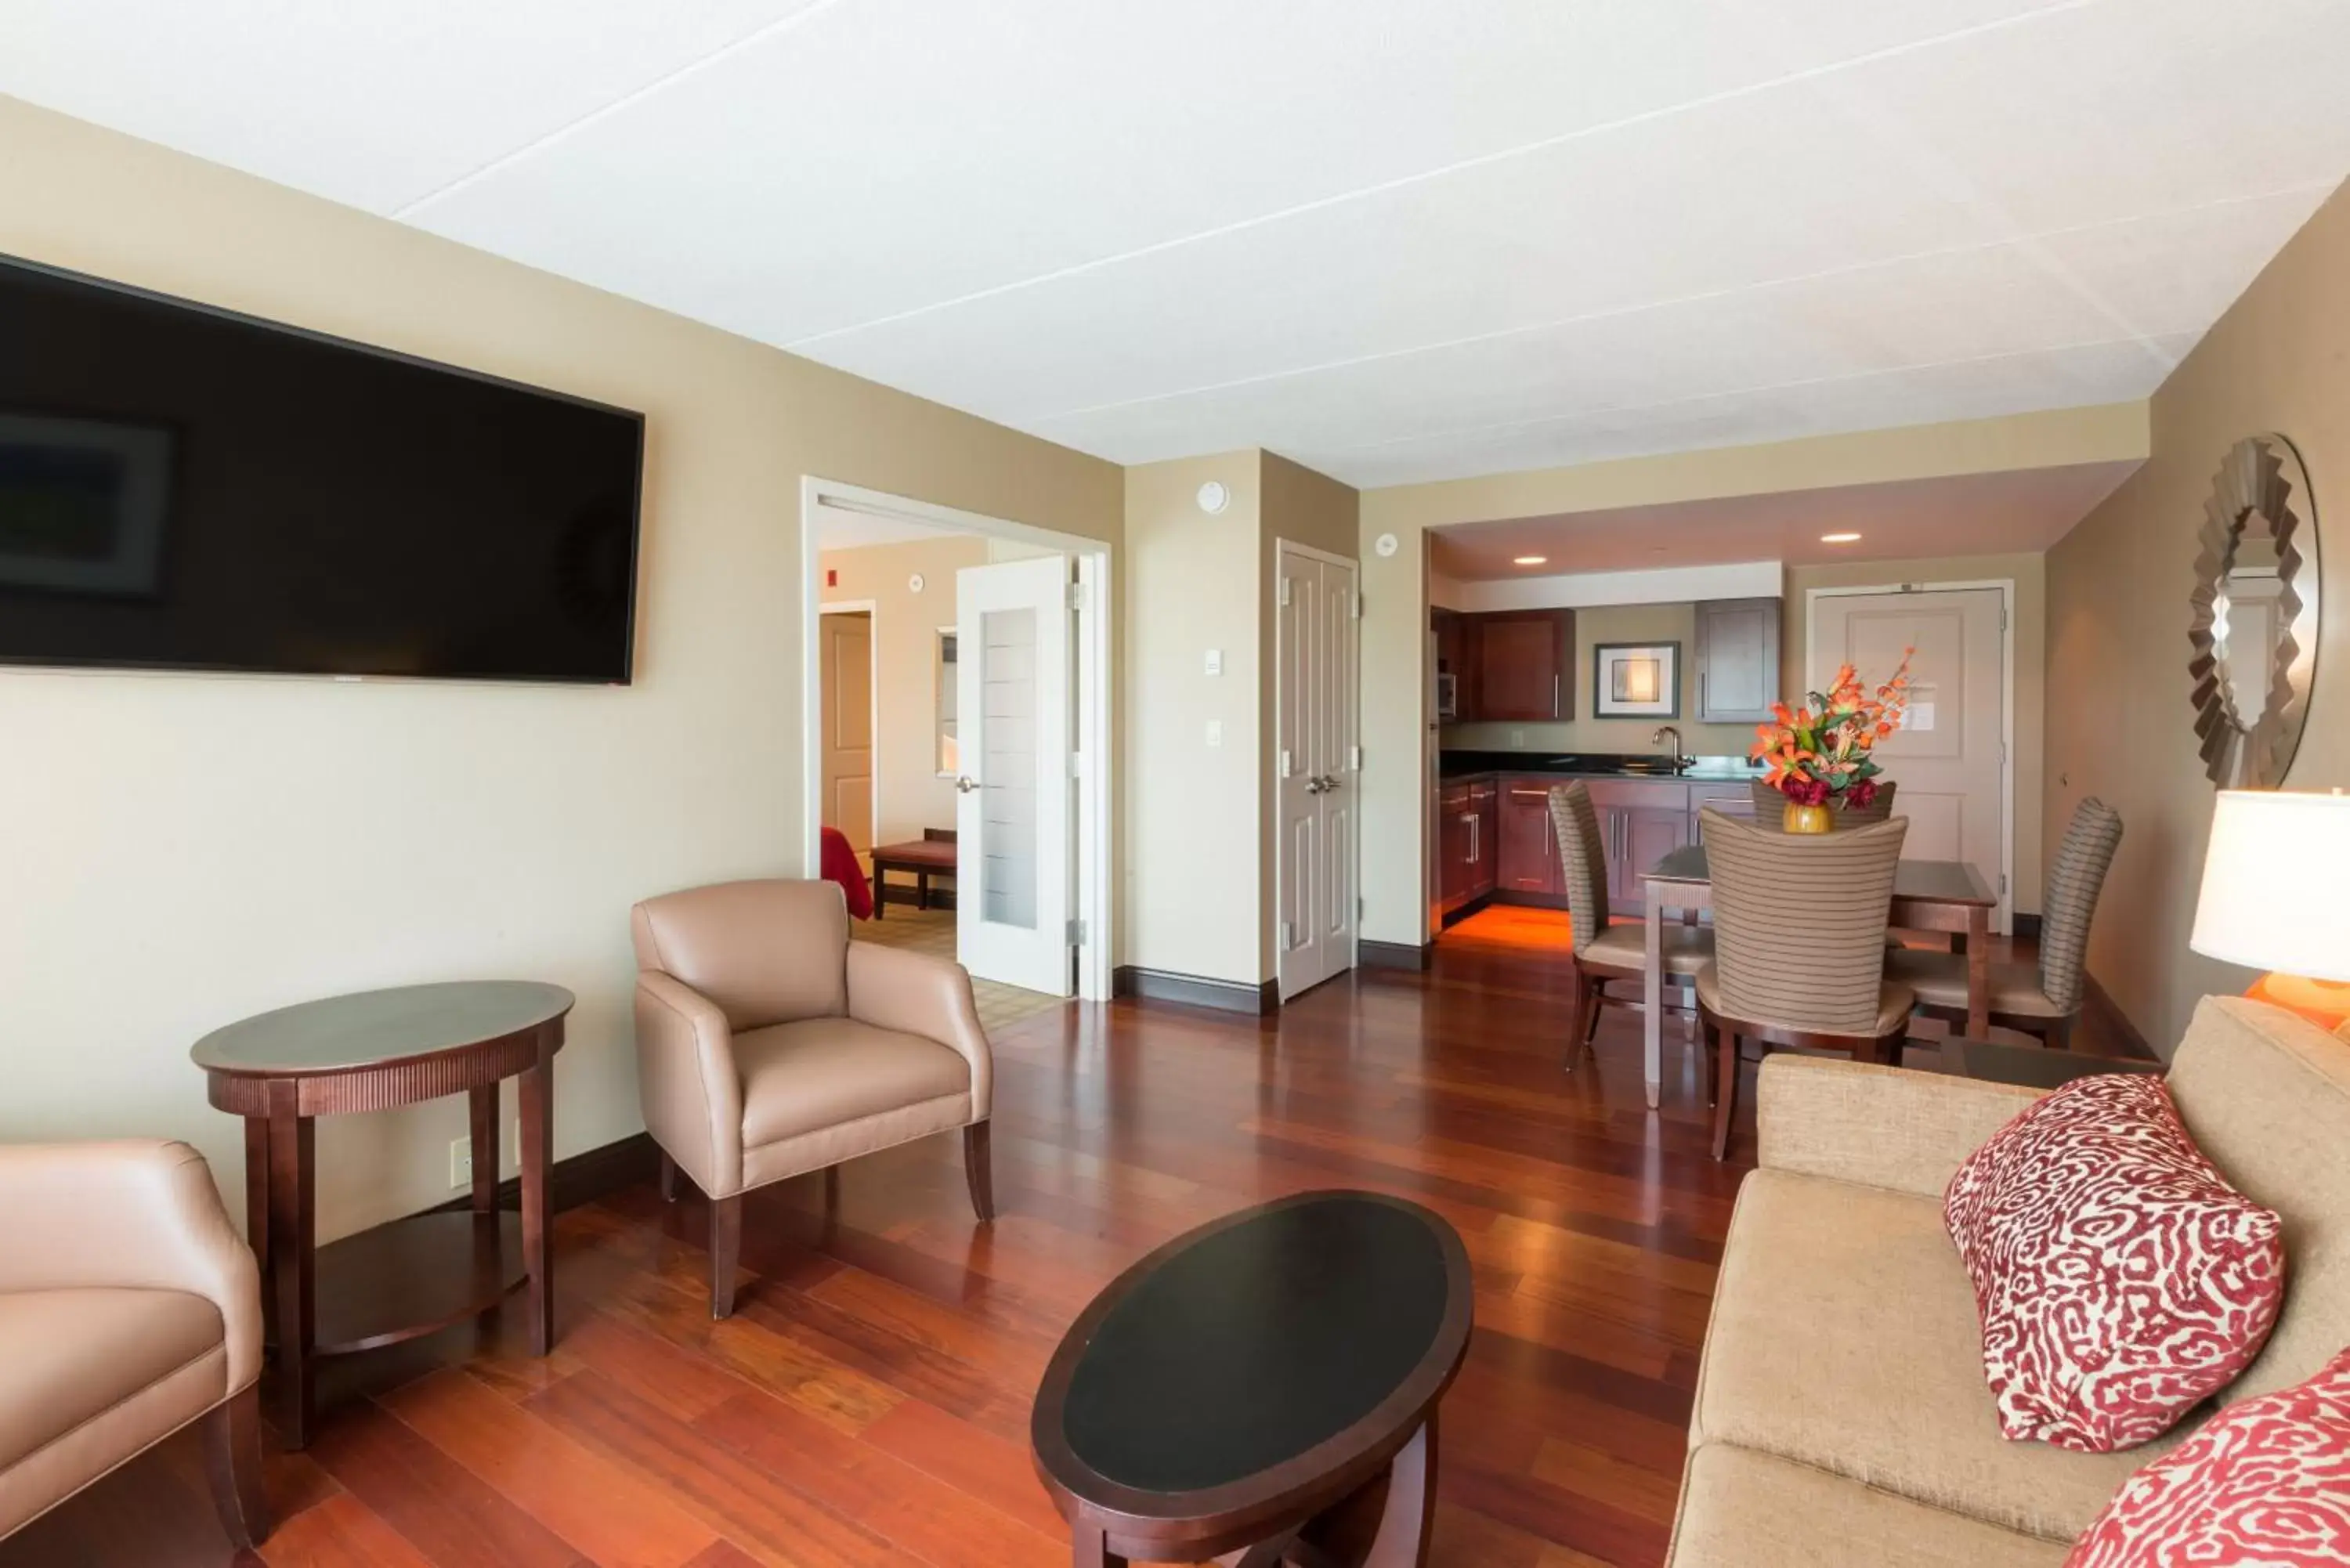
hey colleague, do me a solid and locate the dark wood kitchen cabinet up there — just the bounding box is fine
[1694,597,1782,723]
[1473,610,1574,722]
[1437,778,1498,914]
[1495,777,1564,901]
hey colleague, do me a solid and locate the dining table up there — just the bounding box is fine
[1637,842,2000,1110]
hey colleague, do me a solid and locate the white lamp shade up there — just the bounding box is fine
[2191,789,2350,981]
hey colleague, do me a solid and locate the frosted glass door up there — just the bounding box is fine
[954,556,1073,995]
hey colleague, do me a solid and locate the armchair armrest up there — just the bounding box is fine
[0,1140,262,1393]
[1756,1056,2042,1198]
[846,941,992,1121]
[634,972,743,1198]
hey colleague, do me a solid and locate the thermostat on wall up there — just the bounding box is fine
[908,573,925,593]
[1375,533,1399,558]
[1196,481,1231,515]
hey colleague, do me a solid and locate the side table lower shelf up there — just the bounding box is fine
[310,1211,527,1358]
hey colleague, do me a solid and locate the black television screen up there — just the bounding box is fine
[0,255,643,683]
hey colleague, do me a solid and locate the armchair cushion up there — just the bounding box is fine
[631,879,849,1031]
[738,1020,972,1148]
[0,1141,261,1394]
[0,1288,229,1537]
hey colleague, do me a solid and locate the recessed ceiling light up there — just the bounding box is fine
[1513,555,1548,566]
[1820,532,1863,544]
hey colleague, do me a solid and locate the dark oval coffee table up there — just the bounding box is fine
[1031,1190,1473,1567]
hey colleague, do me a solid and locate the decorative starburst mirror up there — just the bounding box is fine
[2189,434,2321,788]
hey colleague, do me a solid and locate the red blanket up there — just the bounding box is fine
[820,826,874,919]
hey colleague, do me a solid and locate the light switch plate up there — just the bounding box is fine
[1510,729,1526,747]
[1205,719,1224,747]
[1204,649,1222,676]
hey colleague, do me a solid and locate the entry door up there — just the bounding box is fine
[819,610,873,852]
[1276,544,1361,1000]
[1811,587,2008,928]
[954,557,1075,996]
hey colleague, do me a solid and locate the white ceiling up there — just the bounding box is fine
[8,1,2349,488]
[1431,461,2140,578]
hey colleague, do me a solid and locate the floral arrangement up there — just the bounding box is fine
[1752,649,1914,809]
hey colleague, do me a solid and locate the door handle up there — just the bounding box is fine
[954,775,979,793]
[1320,774,1342,793]
[1552,674,1561,718]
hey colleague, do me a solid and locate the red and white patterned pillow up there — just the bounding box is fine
[2066,1345,2350,1567]
[1944,1073,2286,1452]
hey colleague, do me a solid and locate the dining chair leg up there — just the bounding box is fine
[1582,974,1605,1046]
[658,1149,678,1203]
[1564,963,1591,1068]
[1710,1028,1739,1161]
[1700,1013,1720,1108]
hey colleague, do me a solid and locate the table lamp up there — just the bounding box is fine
[2190,789,2350,1033]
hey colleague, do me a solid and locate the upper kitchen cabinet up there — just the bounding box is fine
[1472,609,1574,722]
[1693,598,1781,724]
[1432,608,1475,723]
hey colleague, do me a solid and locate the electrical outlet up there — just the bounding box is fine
[449,1136,472,1190]
[1510,728,1526,747]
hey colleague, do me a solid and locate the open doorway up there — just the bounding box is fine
[800,478,1114,1016]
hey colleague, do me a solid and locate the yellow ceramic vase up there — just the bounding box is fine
[1782,801,1833,835]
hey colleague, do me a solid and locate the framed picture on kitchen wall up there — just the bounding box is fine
[1592,641,1679,720]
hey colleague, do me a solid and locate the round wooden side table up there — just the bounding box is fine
[192,980,573,1447]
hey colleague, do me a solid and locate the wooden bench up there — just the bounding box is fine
[869,829,956,918]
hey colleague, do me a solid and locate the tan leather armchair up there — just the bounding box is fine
[631,878,995,1317]
[0,1140,267,1547]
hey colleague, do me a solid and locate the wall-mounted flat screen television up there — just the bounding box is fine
[0,254,643,683]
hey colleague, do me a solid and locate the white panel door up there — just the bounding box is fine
[954,556,1074,995]
[1276,544,1360,1001]
[1812,587,2008,927]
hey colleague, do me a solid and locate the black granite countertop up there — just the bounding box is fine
[1438,750,1765,783]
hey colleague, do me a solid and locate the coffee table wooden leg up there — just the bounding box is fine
[1070,1523,1128,1568]
[871,866,888,919]
[1361,1417,1437,1567]
[263,1082,316,1448]
[519,1032,556,1356]
[468,1084,500,1213]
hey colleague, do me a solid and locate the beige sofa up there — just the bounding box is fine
[1667,997,2350,1566]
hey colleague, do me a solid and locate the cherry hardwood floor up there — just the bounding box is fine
[4,909,2105,1568]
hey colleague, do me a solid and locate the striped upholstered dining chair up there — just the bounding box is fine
[1889,797,2122,1051]
[1696,808,1914,1160]
[1549,782,1712,1069]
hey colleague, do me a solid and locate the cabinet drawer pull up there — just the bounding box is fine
[1552,674,1561,718]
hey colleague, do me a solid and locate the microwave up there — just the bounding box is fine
[1434,671,1459,721]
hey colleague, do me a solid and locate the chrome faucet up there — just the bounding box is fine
[1652,724,1684,770]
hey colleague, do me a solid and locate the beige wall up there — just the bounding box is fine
[1117,450,1357,985]
[0,99,1120,1241]
[1122,452,1265,983]
[2048,184,2350,1056]
[1358,411,2144,947]
[819,537,991,845]
[1787,551,2048,916]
